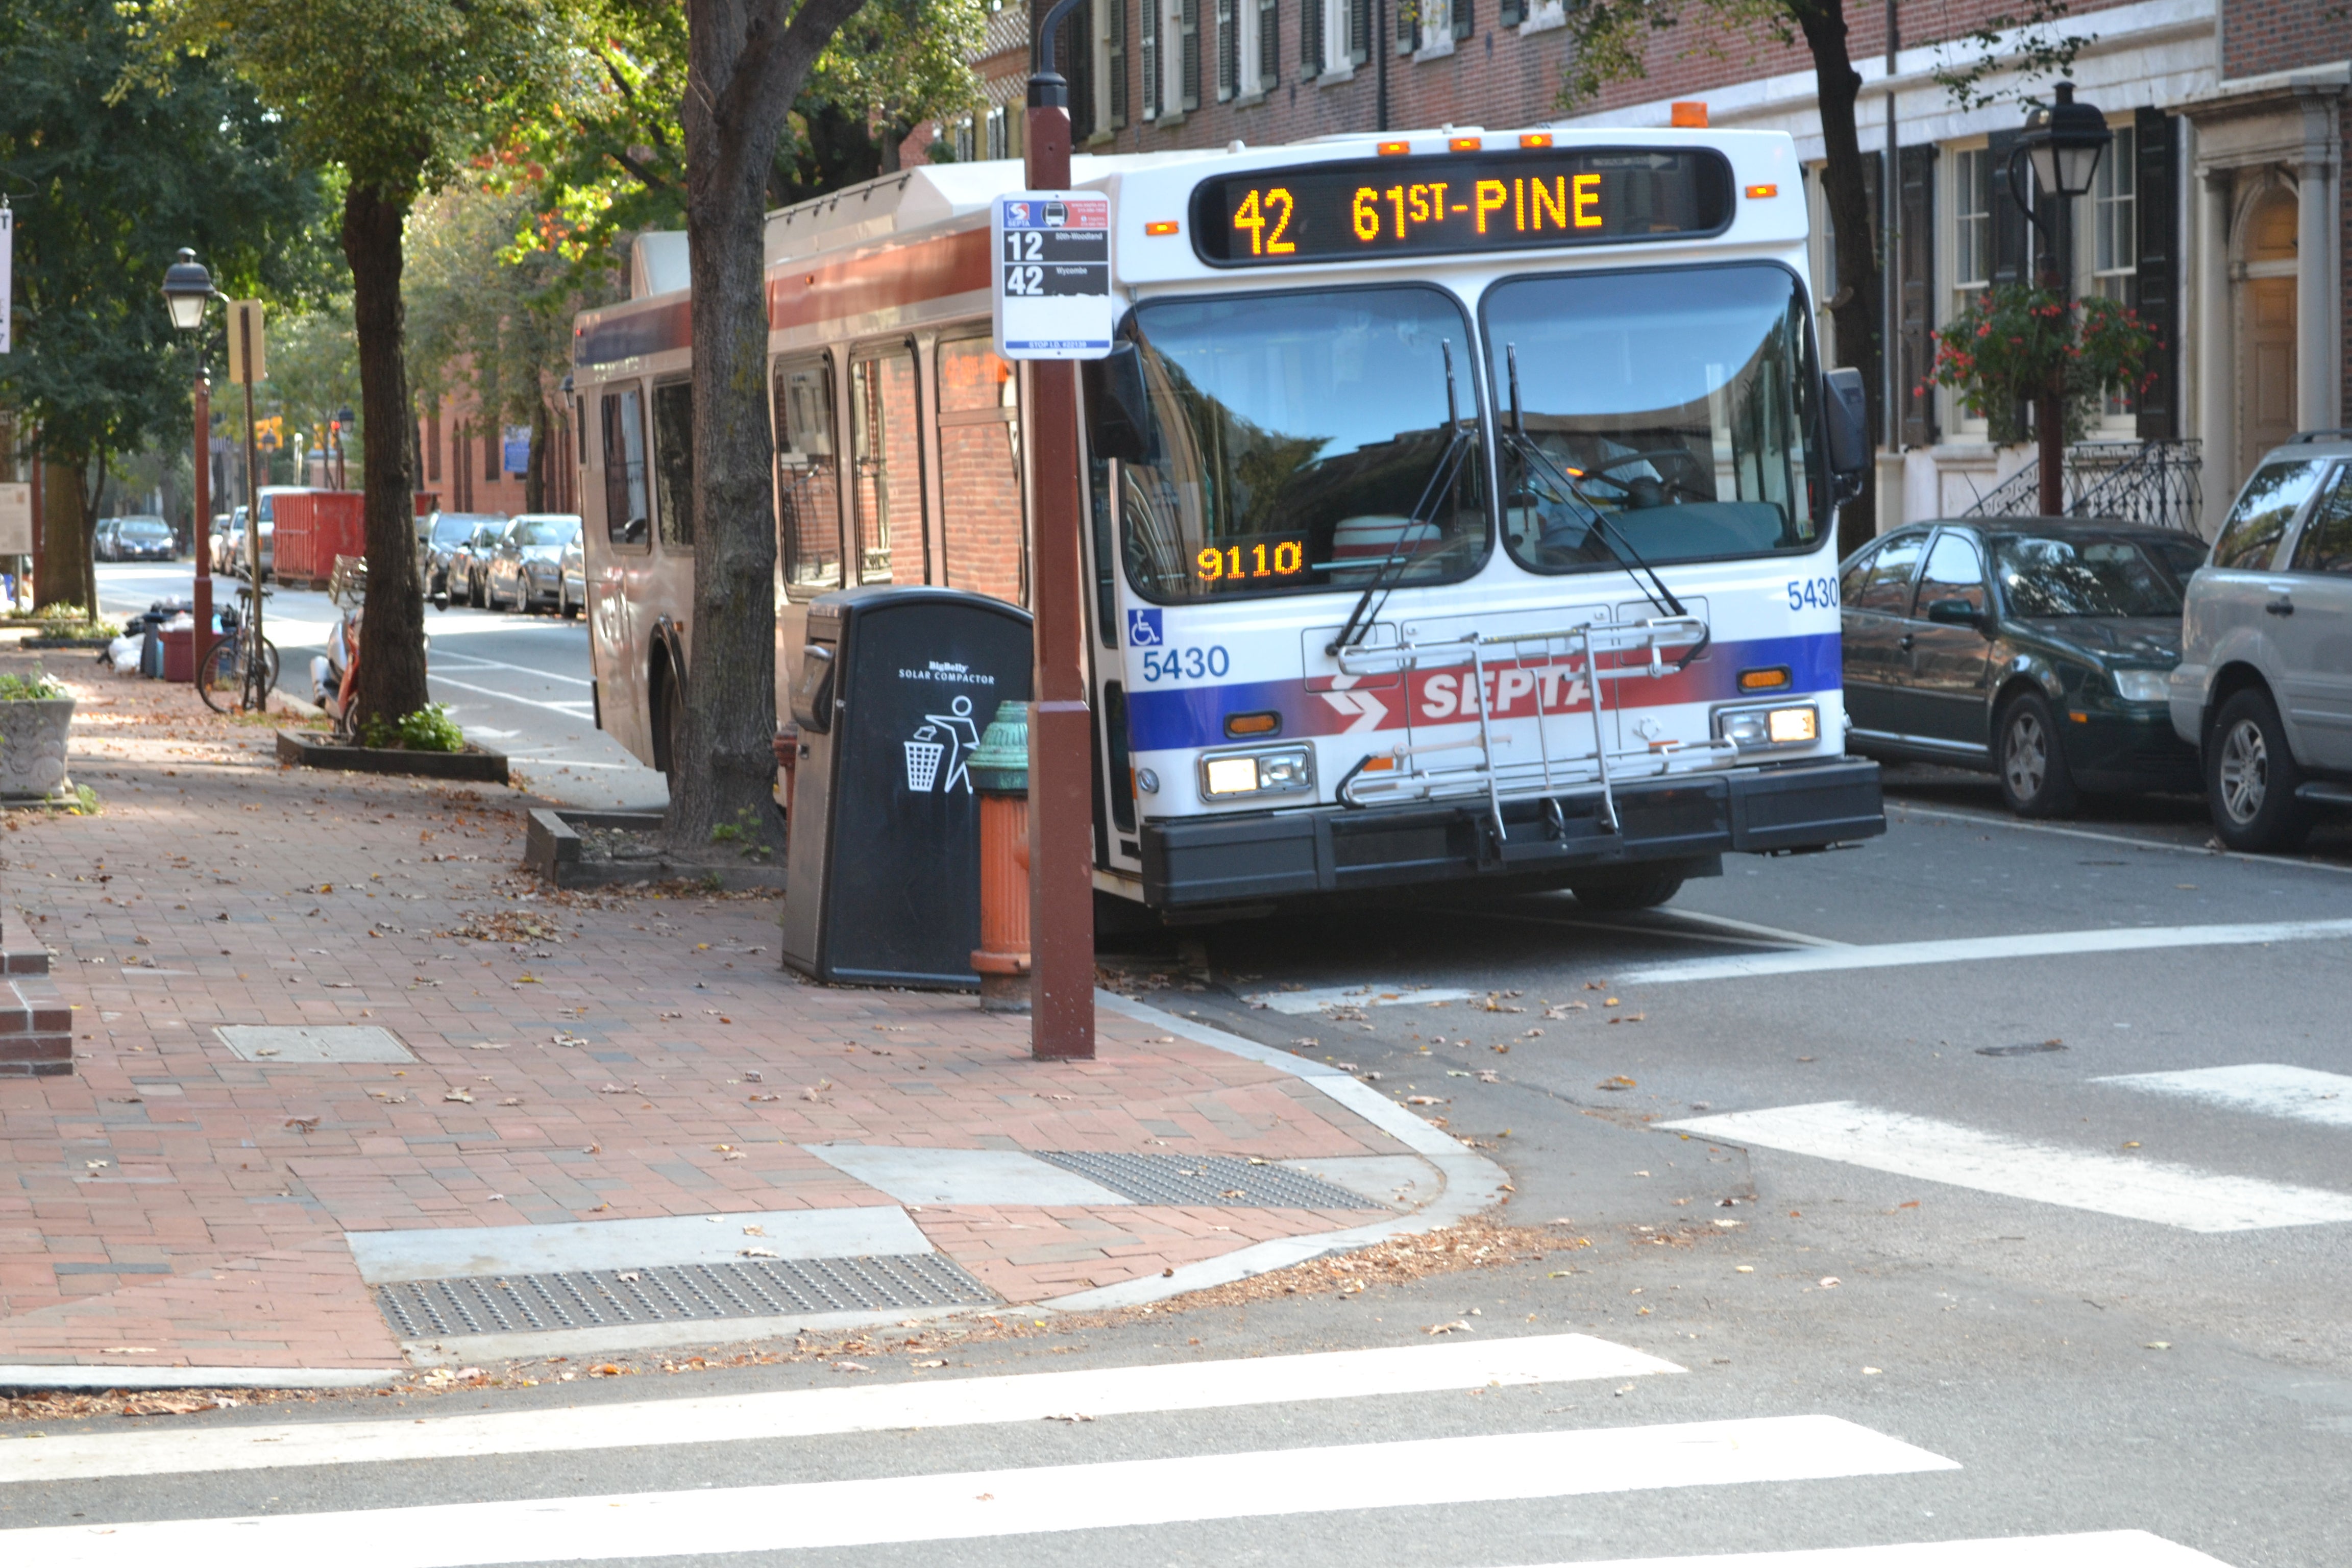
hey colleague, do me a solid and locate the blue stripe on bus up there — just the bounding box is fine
[1123,630,1842,752]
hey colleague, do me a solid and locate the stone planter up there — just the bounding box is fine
[0,696,76,803]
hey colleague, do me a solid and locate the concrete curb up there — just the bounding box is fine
[0,1365,403,1392]
[1035,991,1509,1313]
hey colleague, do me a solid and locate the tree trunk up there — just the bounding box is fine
[524,398,550,514]
[1796,0,1880,557]
[35,457,92,615]
[342,181,432,726]
[672,0,866,856]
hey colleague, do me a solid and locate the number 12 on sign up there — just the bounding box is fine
[992,191,1115,361]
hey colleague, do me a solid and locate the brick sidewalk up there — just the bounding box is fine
[0,652,1459,1375]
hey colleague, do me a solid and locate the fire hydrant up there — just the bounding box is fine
[967,701,1031,1013]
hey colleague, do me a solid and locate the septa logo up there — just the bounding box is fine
[1125,608,1164,647]
[1008,201,1032,226]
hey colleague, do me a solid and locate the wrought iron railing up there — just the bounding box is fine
[1962,438,2203,532]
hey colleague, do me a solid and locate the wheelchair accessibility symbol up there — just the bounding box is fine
[1126,608,1164,647]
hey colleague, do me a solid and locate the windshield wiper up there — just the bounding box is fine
[1328,341,1477,656]
[1503,344,1709,672]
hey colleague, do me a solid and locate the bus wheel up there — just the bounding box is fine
[1566,869,1684,911]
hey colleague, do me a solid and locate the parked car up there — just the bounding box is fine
[221,485,307,580]
[2170,433,2352,850]
[487,513,581,612]
[98,515,178,562]
[1840,517,2202,817]
[420,511,499,603]
[447,516,513,608]
[557,528,585,619]
[207,512,234,573]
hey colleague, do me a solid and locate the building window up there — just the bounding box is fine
[1953,146,1992,297]
[2088,122,2136,303]
[952,115,975,163]
[985,105,1009,160]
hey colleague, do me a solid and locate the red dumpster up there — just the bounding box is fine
[273,491,364,586]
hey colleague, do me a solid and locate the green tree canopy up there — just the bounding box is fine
[0,0,331,606]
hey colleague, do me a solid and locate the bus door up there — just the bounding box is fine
[1082,450,1144,880]
[594,381,654,761]
[775,353,845,707]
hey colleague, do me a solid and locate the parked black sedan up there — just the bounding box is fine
[1839,517,2205,816]
[97,515,178,562]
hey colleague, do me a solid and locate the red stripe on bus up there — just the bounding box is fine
[767,228,991,331]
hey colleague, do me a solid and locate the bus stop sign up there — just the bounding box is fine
[992,192,1113,361]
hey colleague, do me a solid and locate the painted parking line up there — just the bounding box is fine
[0,1415,1947,1564]
[0,1333,1681,1485]
[2096,1064,2352,1130]
[1661,1101,2352,1232]
[1616,919,2352,984]
[1509,1529,2228,1567]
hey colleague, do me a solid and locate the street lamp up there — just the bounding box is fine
[161,249,220,683]
[2006,81,2113,516]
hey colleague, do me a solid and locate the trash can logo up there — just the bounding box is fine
[904,695,982,794]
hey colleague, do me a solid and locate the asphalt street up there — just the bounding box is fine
[93,562,667,808]
[28,558,2347,1568]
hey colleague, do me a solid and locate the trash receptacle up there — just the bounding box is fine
[779,585,1033,989]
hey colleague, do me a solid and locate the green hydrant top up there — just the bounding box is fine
[967,699,1030,794]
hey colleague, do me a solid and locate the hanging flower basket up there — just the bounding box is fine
[1925,285,2164,446]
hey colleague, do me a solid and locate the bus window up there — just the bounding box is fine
[600,385,650,549]
[1484,263,1824,573]
[936,335,1024,604]
[775,357,843,594]
[652,380,694,550]
[851,344,927,585]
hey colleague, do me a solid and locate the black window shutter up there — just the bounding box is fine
[1500,0,1522,26]
[1180,0,1199,109]
[2134,107,2180,440]
[1349,0,1368,62]
[1453,0,1471,41]
[1898,144,1938,449]
[1258,0,1277,88]
[1301,0,1319,77]
[1217,0,1236,100]
[1987,129,2028,289]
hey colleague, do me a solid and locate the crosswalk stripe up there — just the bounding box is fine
[1614,919,2352,984]
[0,1415,1956,1567]
[0,1333,1680,1485]
[1505,1529,2228,1566]
[1661,1102,2352,1232]
[2096,1063,2352,1130]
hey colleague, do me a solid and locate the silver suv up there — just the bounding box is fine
[2169,432,2352,849]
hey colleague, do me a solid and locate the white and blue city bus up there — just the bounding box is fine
[570,123,1884,919]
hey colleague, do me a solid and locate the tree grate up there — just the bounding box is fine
[375,1253,994,1339]
[1032,1151,1380,1209]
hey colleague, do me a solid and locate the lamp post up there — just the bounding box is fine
[2007,81,2113,516]
[161,249,219,684]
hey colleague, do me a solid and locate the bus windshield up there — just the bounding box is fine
[1120,285,1487,603]
[1484,263,1823,573]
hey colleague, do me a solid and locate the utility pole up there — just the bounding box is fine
[1023,0,1097,1061]
[1883,0,1900,464]
[233,301,268,710]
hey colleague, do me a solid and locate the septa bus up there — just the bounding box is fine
[569,126,1885,919]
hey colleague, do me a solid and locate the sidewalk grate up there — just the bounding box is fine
[375,1253,995,1339]
[1033,1152,1378,1209]
[216,1025,415,1063]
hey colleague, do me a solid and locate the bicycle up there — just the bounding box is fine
[195,584,280,714]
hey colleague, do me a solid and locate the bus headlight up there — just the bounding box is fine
[1199,745,1315,799]
[1715,702,1820,749]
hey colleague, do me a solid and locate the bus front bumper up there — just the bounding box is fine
[1140,757,1884,909]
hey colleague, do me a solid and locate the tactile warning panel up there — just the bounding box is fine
[377,1253,995,1339]
[216,1025,416,1063]
[1032,1152,1380,1210]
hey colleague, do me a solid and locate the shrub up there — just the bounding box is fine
[0,671,69,701]
[396,704,465,753]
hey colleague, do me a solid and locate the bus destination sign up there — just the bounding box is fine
[992,191,1114,360]
[1189,147,1733,267]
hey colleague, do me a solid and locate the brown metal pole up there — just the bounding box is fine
[192,371,214,680]
[1024,10,1095,1061]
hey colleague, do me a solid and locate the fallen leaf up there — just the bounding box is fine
[1819,1277,1842,1288]
[1598,1075,1636,1091]
[912,1358,947,1369]
[443,1088,475,1104]
[1423,1319,1474,1335]
[740,1247,781,1259]
[835,1360,874,1373]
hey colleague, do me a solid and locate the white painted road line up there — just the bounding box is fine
[428,651,596,686]
[0,1415,1950,1564]
[1247,984,1479,1015]
[1661,1102,2352,1233]
[1617,919,2352,984]
[1508,1529,2228,1567]
[2097,1063,2352,1130]
[423,671,599,718]
[0,1333,1682,1484]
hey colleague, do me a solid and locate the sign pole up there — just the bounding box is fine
[234,303,267,710]
[191,370,213,682]
[1022,0,1096,1061]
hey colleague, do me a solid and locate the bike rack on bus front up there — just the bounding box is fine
[1332,616,1742,847]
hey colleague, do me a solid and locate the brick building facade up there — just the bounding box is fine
[916,0,2348,534]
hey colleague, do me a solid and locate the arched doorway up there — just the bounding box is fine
[2237,185,2299,474]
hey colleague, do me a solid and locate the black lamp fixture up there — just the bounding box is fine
[2021,81,2112,201]
[160,248,216,333]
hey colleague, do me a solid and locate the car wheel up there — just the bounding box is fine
[1997,690,2079,818]
[1566,869,1685,911]
[2207,687,2314,852]
[562,593,581,621]
[470,572,486,609]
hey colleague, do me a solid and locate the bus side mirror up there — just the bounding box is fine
[1823,367,1870,502]
[1083,343,1156,464]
